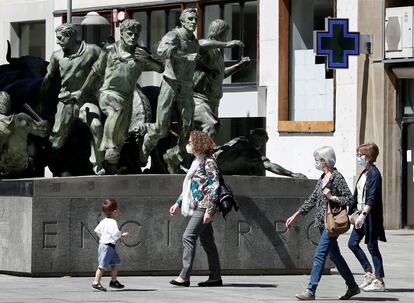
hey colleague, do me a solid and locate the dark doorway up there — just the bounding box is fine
[402,121,414,228]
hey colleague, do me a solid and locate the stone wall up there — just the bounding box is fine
[0,175,328,276]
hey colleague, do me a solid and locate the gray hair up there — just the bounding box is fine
[0,91,11,115]
[120,19,141,34]
[207,19,229,40]
[55,23,76,37]
[313,146,336,168]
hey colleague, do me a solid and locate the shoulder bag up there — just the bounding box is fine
[325,200,350,236]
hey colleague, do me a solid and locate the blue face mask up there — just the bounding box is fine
[357,156,368,167]
[314,161,322,171]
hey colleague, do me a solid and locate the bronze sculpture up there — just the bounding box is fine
[77,19,163,173]
[0,91,49,177]
[193,19,250,137]
[215,128,307,178]
[142,8,200,174]
[39,23,105,175]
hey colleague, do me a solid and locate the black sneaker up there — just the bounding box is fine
[339,286,361,300]
[109,280,125,289]
[91,283,107,292]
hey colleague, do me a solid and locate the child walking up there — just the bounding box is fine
[92,198,128,292]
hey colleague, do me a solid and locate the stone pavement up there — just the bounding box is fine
[0,230,412,302]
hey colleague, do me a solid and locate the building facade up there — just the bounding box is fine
[0,0,411,228]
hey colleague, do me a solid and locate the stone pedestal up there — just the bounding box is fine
[0,175,329,276]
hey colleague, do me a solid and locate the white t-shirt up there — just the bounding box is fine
[356,173,367,211]
[94,218,122,244]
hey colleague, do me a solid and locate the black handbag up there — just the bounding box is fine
[217,173,239,218]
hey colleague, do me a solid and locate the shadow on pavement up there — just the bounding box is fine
[385,288,414,292]
[353,298,399,301]
[117,289,157,292]
[223,283,277,288]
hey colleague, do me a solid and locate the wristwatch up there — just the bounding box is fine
[362,211,368,216]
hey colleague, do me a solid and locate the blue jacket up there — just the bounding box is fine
[351,165,386,244]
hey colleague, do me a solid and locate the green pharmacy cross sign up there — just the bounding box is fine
[314,18,360,69]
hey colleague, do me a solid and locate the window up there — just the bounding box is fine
[11,21,46,59]
[132,1,257,85]
[68,12,112,47]
[278,0,335,132]
[133,6,181,55]
[202,0,258,84]
[402,79,414,117]
[82,12,112,47]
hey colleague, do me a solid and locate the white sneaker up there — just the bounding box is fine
[363,279,385,292]
[359,272,375,289]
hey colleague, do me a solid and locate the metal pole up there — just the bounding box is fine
[67,0,72,23]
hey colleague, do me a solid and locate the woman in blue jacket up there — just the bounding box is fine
[348,143,386,292]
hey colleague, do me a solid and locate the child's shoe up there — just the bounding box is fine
[109,280,125,289]
[91,282,107,292]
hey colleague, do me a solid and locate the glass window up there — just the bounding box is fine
[81,13,112,47]
[288,0,334,121]
[234,1,257,83]
[133,11,148,48]
[402,79,414,117]
[204,0,257,84]
[15,21,46,59]
[167,8,181,31]
[223,2,241,63]
[150,10,166,55]
[203,5,221,36]
[132,6,181,56]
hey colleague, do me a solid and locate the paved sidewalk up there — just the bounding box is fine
[0,230,412,302]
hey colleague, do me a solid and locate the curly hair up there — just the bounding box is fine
[190,130,216,156]
[120,19,141,34]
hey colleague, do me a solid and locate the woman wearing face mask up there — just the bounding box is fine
[169,130,222,287]
[347,143,386,292]
[285,146,359,300]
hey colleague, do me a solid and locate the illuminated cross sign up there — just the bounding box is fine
[314,18,360,69]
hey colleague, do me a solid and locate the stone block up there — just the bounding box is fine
[0,175,331,276]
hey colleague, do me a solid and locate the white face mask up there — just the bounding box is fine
[186,143,192,154]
